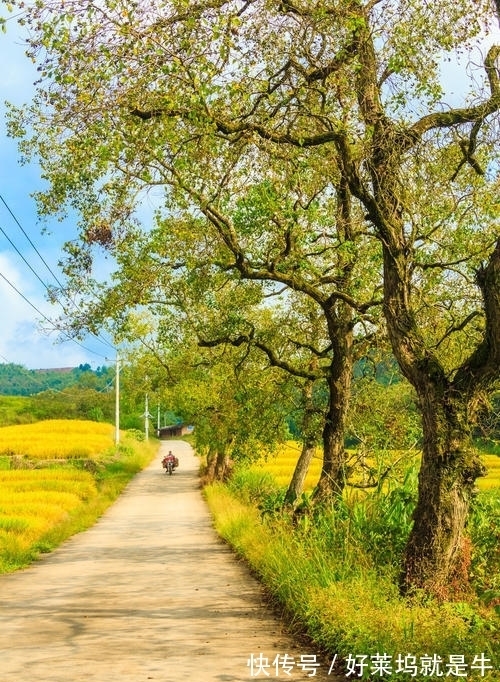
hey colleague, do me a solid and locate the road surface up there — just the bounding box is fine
[0,441,339,681]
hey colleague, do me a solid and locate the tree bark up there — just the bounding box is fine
[400,389,485,598]
[284,374,320,506]
[214,449,233,481]
[314,328,353,501]
[204,447,218,484]
[204,446,232,483]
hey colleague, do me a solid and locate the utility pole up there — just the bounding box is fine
[144,393,150,441]
[115,353,120,446]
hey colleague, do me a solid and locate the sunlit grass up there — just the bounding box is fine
[205,483,500,680]
[0,419,115,459]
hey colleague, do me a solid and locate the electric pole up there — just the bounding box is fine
[115,353,120,446]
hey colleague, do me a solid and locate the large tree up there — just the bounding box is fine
[5,0,500,596]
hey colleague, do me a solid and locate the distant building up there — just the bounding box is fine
[157,424,194,439]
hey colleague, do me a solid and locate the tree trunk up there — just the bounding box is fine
[284,376,318,506]
[342,3,500,599]
[400,391,485,598]
[204,447,218,484]
[284,440,316,506]
[214,449,232,481]
[379,235,493,597]
[314,351,352,501]
[204,446,232,483]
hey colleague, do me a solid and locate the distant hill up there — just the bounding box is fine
[0,363,113,396]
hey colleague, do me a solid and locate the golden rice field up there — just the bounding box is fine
[479,453,500,490]
[0,469,97,560]
[0,419,115,459]
[256,443,500,492]
[0,419,128,571]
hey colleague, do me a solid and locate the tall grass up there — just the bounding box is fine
[205,461,500,681]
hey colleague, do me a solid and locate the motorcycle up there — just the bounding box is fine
[162,455,179,475]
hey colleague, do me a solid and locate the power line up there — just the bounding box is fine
[0,220,52,293]
[0,268,110,360]
[0,193,66,290]
[0,192,116,353]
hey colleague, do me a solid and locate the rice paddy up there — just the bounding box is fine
[255,442,500,492]
[0,418,157,572]
[0,469,98,565]
[0,419,115,459]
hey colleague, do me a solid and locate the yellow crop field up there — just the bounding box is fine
[0,419,115,459]
[0,420,159,572]
[479,453,500,490]
[255,442,323,491]
[256,443,500,492]
[0,469,97,557]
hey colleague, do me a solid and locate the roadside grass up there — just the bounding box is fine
[0,420,159,573]
[204,448,500,680]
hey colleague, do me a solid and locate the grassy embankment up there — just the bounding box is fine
[0,419,159,573]
[205,444,500,680]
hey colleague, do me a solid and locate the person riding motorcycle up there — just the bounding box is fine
[162,451,178,471]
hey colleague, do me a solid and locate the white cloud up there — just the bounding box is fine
[0,252,110,369]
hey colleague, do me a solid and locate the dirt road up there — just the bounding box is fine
[0,441,339,682]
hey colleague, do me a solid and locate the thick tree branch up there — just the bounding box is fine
[454,238,500,392]
[198,334,321,381]
[406,45,500,145]
[433,311,482,350]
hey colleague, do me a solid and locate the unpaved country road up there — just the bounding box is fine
[0,441,340,682]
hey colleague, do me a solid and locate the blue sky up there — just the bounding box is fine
[0,14,116,369]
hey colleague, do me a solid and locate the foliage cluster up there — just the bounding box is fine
[205,472,500,680]
[0,420,158,573]
[0,391,115,426]
[0,371,148,432]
